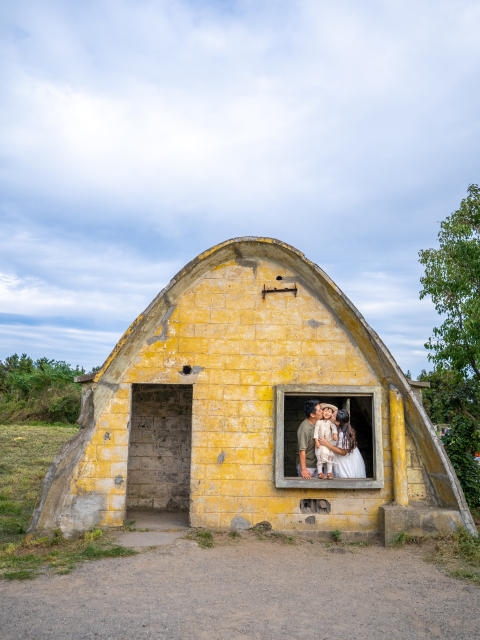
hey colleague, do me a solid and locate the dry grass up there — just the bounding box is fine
[425,527,480,586]
[389,514,480,588]
[0,529,136,580]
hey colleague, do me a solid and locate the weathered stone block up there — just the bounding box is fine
[210,308,239,323]
[378,504,462,545]
[238,370,273,386]
[126,483,140,497]
[99,510,123,527]
[251,480,274,496]
[332,499,366,516]
[229,515,251,530]
[109,494,125,511]
[407,467,425,484]
[205,464,238,480]
[169,322,195,337]
[208,369,241,385]
[235,497,268,514]
[238,400,272,417]
[267,498,298,514]
[210,339,240,355]
[129,443,154,457]
[237,464,271,480]
[194,385,224,400]
[97,446,128,462]
[253,449,273,465]
[178,337,209,354]
[239,310,269,325]
[113,430,129,446]
[238,340,271,356]
[176,308,210,324]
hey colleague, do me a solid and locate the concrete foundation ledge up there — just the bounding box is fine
[273,529,379,542]
[379,504,463,546]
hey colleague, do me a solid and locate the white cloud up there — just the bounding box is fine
[1,1,479,227]
[0,223,183,323]
[0,0,478,374]
[334,268,440,376]
[0,323,118,371]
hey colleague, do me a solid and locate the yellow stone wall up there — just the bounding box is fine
[405,429,437,505]
[68,258,434,532]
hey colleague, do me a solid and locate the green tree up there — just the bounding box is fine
[419,184,480,379]
[418,368,480,509]
[418,368,479,424]
[419,184,480,509]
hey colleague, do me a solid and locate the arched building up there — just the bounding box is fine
[28,238,476,543]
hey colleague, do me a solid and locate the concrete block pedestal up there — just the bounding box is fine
[379,504,463,546]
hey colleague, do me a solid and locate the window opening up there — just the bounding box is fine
[283,394,373,478]
[275,385,383,489]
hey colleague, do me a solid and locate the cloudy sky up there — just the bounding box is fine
[1,0,479,376]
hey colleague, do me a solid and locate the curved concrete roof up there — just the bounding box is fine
[88,236,476,534]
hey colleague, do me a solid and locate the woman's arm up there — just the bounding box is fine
[316,436,347,456]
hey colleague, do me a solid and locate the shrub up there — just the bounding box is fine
[418,368,480,510]
[441,415,480,509]
[0,353,98,425]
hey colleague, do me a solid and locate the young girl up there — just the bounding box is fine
[314,404,338,479]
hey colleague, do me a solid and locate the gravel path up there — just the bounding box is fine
[1,535,479,640]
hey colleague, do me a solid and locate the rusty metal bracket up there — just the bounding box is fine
[262,284,298,299]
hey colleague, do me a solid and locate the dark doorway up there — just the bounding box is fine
[283,395,374,478]
[127,384,193,511]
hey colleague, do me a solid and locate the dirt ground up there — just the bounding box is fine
[1,534,479,640]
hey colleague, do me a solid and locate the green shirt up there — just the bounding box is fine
[296,419,317,468]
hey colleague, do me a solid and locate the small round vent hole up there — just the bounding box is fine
[276,276,283,281]
[182,365,192,375]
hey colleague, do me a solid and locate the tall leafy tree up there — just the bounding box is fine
[419,184,480,509]
[419,184,480,379]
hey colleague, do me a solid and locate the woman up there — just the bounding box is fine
[317,409,366,478]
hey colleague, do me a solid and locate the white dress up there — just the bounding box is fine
[333,432,366,478]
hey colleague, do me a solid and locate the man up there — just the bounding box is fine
[296,399,323,479]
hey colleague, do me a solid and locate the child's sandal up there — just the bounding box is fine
[318,472,326,479]
[327,473,333,479]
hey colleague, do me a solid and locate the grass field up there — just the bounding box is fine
[0,424,136,580]
[0,424,79,544]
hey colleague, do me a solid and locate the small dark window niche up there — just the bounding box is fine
[300,499,331,514]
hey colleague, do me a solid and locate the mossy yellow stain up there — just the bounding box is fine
[389,388,409,506]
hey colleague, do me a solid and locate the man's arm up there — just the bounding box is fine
[299,451,312,478]
[317,437,347,456]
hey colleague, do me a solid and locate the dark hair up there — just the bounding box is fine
[304,399,320,418]
[336,409,357,454]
